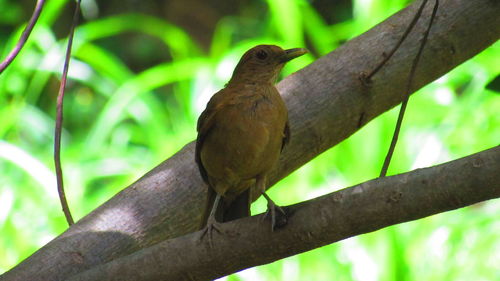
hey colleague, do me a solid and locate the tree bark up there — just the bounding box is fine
[1,0,499,280]
[67,146,500,281]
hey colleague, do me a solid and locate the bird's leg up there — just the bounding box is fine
[262,192,287,230]
[199,193,222,247]
[257,176,287,231]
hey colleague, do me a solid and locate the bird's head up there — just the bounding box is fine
[228,45,307,85]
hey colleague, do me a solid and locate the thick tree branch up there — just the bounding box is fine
[67,146,500,281]
[1,0,499,280]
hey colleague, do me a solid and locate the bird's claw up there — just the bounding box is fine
[262,201,287,231]
[198,220,222,248]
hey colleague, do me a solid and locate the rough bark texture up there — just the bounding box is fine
[67,147,500,281]
[2,0,499,280]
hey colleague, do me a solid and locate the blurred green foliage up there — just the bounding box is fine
[0,0,499,280]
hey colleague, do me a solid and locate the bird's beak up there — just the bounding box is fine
[281,48,308,63]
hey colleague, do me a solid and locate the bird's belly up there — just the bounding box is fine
[201,116,283,183]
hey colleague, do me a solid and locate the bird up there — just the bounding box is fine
[195,45,307,242]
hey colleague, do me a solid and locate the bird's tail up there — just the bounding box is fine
[223,189,251,222]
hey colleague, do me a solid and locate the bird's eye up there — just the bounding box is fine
[256,50,268,60]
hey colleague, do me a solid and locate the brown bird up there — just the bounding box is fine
[196,45,307,240]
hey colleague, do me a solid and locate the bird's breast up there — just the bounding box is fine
[200,88,287,183]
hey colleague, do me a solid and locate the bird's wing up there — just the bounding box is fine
[195,90,225,184]
[195,106,214,184]
[196,91,225,229]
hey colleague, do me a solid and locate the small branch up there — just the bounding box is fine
[54,0,82,226]
[380,0,439,177]
[0,0,46,74]
[361,0,428,82]
[67,146,500,281]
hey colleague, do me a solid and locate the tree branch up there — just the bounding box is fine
[54,0,82,227]
[67,146,500,281]
[379,0,439,177]
[0,0,45,74]
[1,0,499,280]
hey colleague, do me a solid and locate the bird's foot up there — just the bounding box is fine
[198,218,222,248]
[262,200,288,231]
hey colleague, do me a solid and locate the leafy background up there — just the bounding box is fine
[0,0,499,280]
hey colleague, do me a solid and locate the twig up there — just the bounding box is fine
[362,0,429,82]
[379,0,439,177]
[357,0,429,128]
[54,0,82,226]
[0,0,46,74]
